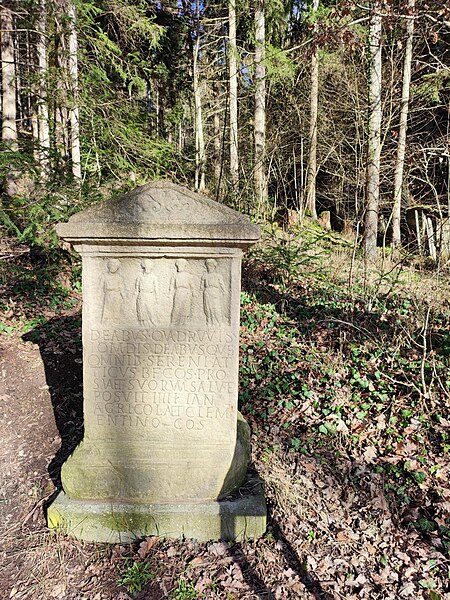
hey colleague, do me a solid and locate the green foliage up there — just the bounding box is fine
[80,96,175,180]
[117,560,154,595]
[77,0,176,180]
[249,225,333,293]
[0,176,106,247]
[240,291,315,419]
[0,245,80,333]
[303,1,332,24]
[265,44,296,84]
[0,0,185,252]
[240,231,450,513]
[414,69,450,104]
[170,577,197,600]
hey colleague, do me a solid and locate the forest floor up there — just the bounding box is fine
[1,227,450,599]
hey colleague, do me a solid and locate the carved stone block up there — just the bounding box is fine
[47,181,266,542]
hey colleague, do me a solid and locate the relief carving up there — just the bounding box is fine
[169,259,196,326]
[101,258,125,323]
[201,259,226,326]
[135,259,158,326]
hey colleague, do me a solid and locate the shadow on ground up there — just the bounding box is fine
[23,314,83,488]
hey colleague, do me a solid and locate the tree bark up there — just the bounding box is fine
[1,3,18,196]
[364,0,383,258]
[37,0,50,177]
[254,0,267,216]
[54,22,69,164]
[193,21,205,191]
[67,2,81,180]
[426,216,436,261]
[213,108,221,185]
[1,4,17,148]
[229,0,239,190]
[306,0,319,220]
[391,0,415,247]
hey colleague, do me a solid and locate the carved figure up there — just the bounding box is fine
[135,259,158,326]
[169,259,195,326]
[101,258,124,323]
[201,259,226,326]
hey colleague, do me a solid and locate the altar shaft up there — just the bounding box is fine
[47,180,266,542]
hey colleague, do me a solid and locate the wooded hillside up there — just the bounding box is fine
[1,3,450,598]
[1,0,449,258]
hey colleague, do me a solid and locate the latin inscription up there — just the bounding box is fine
[87,328,236,434]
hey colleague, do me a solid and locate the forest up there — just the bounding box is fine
[0,0,449,254]
[1,0,450,599]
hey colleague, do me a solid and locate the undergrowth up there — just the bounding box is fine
[2,223,450,597]
[240,226,450,544]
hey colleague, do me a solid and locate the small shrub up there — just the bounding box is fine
[170,577,197,599]
[117,560,154,595]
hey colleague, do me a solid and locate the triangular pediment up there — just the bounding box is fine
[70,181,247,225]
[57,180,260,244]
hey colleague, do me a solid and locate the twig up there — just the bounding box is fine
[21,492,54,528]
[0,249,29,260]
[324,318,377,341]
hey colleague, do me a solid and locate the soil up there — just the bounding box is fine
[1,245,449,598]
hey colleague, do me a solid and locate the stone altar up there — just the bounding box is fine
[47,181,266,542]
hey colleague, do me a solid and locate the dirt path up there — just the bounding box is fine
[0,334,59,594]
[1,328,449,599]
[0,333,61,528]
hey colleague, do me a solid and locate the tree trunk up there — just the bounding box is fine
[254,0,267,216]
[37,0,50,177]
[364,0,383,258]
[229,0,239,190]
[53,21,69,165]
[67,2,81,180]
[213,108,221,185]
[1,4,17,148]
[426,216,436,261]
[415,209,422,254]
[306,0,319,220]
[391,0,415,247]
[1,3,18,196]
[193,26,205,191]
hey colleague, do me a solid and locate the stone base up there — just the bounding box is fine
[60,413,252,504]
[47,482,266,543]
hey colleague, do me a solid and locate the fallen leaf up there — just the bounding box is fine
[189,556,208,568]
[208,541,228,556]
[50,583,66,598]
[363,446,377,463]
[337,530,358,542]
[138,536,159,558]
[364,543,377,555]
[116,593,133,600]
[335,418,349,434]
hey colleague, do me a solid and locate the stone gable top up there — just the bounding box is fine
[57,180,260,245]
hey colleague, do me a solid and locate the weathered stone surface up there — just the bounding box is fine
[47,475,266,544]
[56,180,260,242]
[61,412,251,503]
[50,180,265,541]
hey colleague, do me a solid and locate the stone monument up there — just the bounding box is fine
[47,180,266,542]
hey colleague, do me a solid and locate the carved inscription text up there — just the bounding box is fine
[87,328,236,435]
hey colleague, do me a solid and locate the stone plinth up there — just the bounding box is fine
[48,181,266,542]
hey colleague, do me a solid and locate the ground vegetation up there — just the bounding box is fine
[1,0,450,597]
[1,227,450,598]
